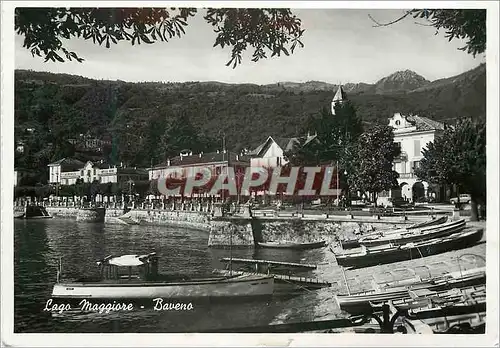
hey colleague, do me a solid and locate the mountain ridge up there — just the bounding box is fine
[15,64,484,95]
[14,63,486,171]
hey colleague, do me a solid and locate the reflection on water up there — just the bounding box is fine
[14,220,327,333]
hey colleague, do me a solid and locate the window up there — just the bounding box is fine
[414,139,421,156]
[412,161,420,172]
[395,120,401,126]
[394,142,401,152]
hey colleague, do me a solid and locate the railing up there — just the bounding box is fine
[398,173,416,179]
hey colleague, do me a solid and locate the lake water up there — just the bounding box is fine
[14,219,486,333]
[14,219,339,333]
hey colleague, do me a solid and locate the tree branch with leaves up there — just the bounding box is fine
[415,118,486,221]
[15,7,304,68]
[369,9,486,57]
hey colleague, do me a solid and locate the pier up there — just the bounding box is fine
[219,257,317,271]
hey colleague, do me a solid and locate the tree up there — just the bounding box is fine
[348,125,400,206]
[15,8,304,68]
[369,9,486,57]
[415,119,486,221]
[161,113,207,158]
[284,101,363,167]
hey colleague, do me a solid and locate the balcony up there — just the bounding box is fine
[394,151,408,163]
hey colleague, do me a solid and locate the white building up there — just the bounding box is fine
[388,113,445,201]
[48,158,85,184]
[48,158,147,185]
[248,135,318,169]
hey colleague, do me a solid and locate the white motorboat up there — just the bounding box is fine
[51,253,274,300]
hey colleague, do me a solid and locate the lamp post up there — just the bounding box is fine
[236,169,245,205]
[127,179,135,207]
[56,173,59,199]
[218,131,226,205]
[336,160,340,207]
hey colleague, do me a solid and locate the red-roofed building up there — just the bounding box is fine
[148,150,250,181]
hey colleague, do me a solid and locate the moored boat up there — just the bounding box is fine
[335,266,486,314]
[334,227,484,269]
[257,240,327,250]
[213,269,332,294]
[340,216,449,249]
[51,253,274,300]
[357,219,466,248]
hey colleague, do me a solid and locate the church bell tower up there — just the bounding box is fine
[331,85,347,115]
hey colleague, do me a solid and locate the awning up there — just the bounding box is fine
[108,254,145,267]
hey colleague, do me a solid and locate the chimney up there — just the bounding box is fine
[189,151,193,156]
[167,159,171,166]
[236,155,239,161]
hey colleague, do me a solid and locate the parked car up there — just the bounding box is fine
[376,196,392,208]
[450,194,471,205]
[392,197,413,208]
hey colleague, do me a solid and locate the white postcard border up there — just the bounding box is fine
[1,1,498,346]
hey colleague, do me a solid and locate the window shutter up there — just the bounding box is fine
[414,140,421,156]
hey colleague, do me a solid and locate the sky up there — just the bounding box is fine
[15,8,486,85]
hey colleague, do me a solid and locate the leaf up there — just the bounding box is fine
[53,52,64,62]
[140,34,153,44]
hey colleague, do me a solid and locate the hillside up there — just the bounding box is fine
[14,64,486,181]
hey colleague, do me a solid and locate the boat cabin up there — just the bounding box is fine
[96,253,159,281]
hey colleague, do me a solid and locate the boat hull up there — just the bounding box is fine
[335,228,484,269]
[359,219,466,247]
[52,275,274,299]
[336,271,486,314]
[340,217,449,249]
[257,241,327,250]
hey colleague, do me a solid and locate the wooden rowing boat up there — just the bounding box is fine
[334,227,484,269]
[340,216,449,249]
[257,240,327,250]
[213,269,332,293]
[358,219,466,248]
[335,266,486,314]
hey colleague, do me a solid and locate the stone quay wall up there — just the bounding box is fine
[76,207,106,223]
[112,209,212,231]
[206,216,406,248]
[43,206,433,247]
[46,207,80,219]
